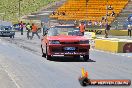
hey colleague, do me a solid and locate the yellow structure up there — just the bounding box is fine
[108,30,128,36]
[50,0,128,24]
[95,38,132,53]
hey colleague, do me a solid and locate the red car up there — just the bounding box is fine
[41,25,90,61]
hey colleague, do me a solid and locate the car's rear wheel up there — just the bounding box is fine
[83,55,89,62]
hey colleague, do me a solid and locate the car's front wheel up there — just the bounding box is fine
[46,46,51,60]
[83,55,89,62]
[46,54,51,60]
[10,35,14,38]
[41,45,46,58]
[10,36,12,38]
[12,35,15,38]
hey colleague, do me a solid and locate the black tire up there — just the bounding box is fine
[12,35,15,38]
[82,78,88,86]
[10,35,14,38]
[46,54,51,60]
[83,55,89,62]
[79,77,90,86]
[46,46,51,60]
[41,45,46,58]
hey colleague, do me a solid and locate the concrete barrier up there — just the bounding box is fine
[86,29,128,36]
[84,32,96,49]
[84,32,96,38]
[95,38,132,53]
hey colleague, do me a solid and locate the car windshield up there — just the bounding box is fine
[0,26,12,30]
[47,27,81,36]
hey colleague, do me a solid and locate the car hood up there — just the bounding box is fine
[47,35,88,42]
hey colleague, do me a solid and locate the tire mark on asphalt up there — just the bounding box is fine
[1,38,42,56]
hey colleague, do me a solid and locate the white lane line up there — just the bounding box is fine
[1,65,21,88]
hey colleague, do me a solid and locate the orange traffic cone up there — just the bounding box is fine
[82,68,89,78]
[85,71,88,78]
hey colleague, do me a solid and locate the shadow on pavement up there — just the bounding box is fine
[48,56,96,62]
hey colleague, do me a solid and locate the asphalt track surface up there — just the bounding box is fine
[0,35,132,88]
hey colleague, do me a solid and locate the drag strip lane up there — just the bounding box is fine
[0,37,132,88]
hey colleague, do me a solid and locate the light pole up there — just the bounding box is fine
[19,0,22,21]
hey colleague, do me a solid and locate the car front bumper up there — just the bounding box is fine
[0,31,15,37]
[47,44,90,56]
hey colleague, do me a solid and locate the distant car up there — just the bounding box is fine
[13,24,20,31]
[13,23,26,31]
[0,26,15,38]
[41,25,90,61]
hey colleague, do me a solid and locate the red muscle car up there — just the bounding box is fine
[41,25,90,61]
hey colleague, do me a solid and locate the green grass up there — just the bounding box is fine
[0,0,58,22]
